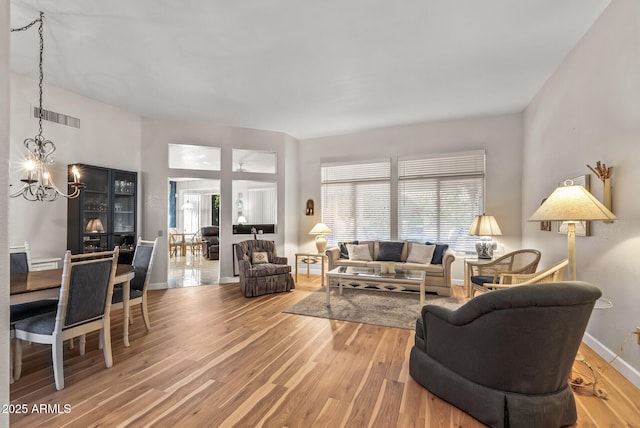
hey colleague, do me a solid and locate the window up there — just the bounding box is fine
[182,193,201,234]
[398,151,485,252]
[168,144,221,171]
[321,160,391,245]
[232,180,277,225]
[232,149,277,173]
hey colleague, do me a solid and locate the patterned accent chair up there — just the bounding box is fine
[235,240,294,297]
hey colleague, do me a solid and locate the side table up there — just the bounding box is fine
[463,257,495,297]
[295,253,327,286]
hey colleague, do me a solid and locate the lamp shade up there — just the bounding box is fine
[309,223,332,235]
[237,215,247,225]
[528,185,617,222]
[86,218,104,233]
[468,215,502,236]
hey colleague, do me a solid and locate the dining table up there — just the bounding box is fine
[10,264,136,347]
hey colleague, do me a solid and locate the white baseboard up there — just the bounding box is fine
[583,332,640,389]
[148,282,167,290]
[220,277,239,284]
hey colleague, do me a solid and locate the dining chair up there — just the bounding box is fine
[111,237,157,331]
[13,248,119,390]
[9,241,58,382]
[10,242,33,273]
[184,231,202,257]
[168,230,183,257]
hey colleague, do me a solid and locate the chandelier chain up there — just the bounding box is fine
[11,12,45,137]
[9,11,83,201]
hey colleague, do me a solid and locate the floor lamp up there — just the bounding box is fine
[528,182,617,280]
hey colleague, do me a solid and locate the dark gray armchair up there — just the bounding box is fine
[409,281,602,428]
[201,226,219,260]
[234,240,294,297]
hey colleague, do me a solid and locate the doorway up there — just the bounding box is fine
[168,177,220,287]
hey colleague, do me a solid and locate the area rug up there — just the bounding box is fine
[283,288,467,330]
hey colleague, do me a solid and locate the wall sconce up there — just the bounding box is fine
[305,199,314,216]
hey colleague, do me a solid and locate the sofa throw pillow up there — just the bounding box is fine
[376,241,404,262]
[425,242,449,265]
[346,244,372,261]
[339,240,359,259]
[407,243,436,264]
[252,251,269,264]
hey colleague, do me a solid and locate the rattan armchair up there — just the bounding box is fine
[467,249,541,295]
[473,259,568,296]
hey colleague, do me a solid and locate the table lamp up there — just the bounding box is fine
[528,182,617,280]
[309,223,332,254]
[468,214,502,259]
[86,218,104,233]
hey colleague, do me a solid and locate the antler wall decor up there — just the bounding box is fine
[587,161,613,218]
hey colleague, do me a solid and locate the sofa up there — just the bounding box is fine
[200,226,219,260]
[326,240,455,296]
[409,281,602,428]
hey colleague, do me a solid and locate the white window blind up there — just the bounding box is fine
[398,151,485,252]
[321,161,391,245]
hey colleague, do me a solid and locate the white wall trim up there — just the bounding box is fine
[583,332,640,389]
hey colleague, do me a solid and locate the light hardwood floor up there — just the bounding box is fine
[168,251,219,287]
[10,275,640,427]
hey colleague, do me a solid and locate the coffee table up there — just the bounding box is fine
[326,266,426,307]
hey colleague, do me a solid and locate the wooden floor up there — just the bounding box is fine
[168,251,219,288]
[10,276,640,427]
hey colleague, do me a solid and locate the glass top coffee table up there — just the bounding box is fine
[325,266,427,307]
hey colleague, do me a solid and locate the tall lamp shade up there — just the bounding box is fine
[468,214,502,259]
[528,183,617,280]
[309,223,332,254]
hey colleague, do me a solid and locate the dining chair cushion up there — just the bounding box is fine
[471,275,495,286]
[65,261,113,326]
[246,264,292,278]
[14,312,57,335]
[10,301,58,323]
[131,244,154,292]
[111,287,143,304]
[10,252,29,274]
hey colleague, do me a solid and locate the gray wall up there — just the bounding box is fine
[141,118,298,284]
[8,73,142,259]
[1,0,10,423]
[297,113,524,281]
[522,0,640,386]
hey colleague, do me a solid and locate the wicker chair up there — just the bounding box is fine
[468,249,541,291]
[234,240,294,297]
[473,259,568,296]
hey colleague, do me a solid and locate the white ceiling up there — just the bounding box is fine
[9,0,610,139]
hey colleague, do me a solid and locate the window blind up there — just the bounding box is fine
[398,151,485,252]
[321,161,391,245]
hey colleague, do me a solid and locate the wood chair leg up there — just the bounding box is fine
[102,322,113,368]
[141,298,151,330]
[79,334,86,355]
[12,338,23,381]
[52,338,65,390]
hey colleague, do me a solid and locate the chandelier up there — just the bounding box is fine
[10,12,83,201]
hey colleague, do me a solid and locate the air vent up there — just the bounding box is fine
[33,107,80,128]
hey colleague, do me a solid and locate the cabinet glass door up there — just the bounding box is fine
[112,171,136,253]
[82,167,109,252]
